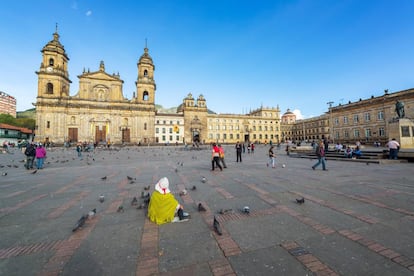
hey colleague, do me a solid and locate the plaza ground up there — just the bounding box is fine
[0,144,413,275]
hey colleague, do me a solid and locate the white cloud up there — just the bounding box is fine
[86,10,92,16]
[292,109,304,120]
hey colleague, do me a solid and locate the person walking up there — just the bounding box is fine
[24,142,36,170]
[235,141,242,162]
[312,140,327,171]
[76,143,82,158]
[211,143,223,171]
[218,144,227,168]
[386,138,400,160]
[35,143,47,169]
[267,145,276,168]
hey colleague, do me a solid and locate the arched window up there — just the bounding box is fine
[144,69,148,77]
[49,58,54,66]
[47,83,54,94]
[144,123,147,130]
[143,91,149,101]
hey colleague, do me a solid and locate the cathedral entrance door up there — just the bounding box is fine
[192,130,200,143]
[95,126,106,144]
[68,128,78,143]
[122,128,130,143]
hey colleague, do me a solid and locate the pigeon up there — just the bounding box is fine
[2,172,7,176]
[242,206,250,214]
[201,176,207,183]
[101,176,107,180]
[141,192,150,199]
[72,214,88,232]
[213,216,222,235]
[88,208,97,217]
[129,180,136,184]
[175,168,178,173]
[191,185,196,191]
[144,185,150,190]
[179,189,187,196]
[143,197,150,206]
[131,196,138,206]
[127,176,136,180]
[117,206,124,212]
[99,194,105,203]
[198,203,206,212]
[296,197,305,204]
[218,208,232,215]
[31,170,37,174]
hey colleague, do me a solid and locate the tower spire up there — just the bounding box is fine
[55,22,58,33]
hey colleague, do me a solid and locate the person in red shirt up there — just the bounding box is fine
[218,144,227,168]
[211,143,223,171]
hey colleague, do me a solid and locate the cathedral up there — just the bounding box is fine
[35,29,282,145]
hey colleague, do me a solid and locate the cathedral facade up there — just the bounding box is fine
[35,30,281,145]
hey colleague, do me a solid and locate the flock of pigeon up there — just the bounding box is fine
[2,147,307,237]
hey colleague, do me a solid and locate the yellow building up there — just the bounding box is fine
[35,30,156,145]
[34,29,282,145]
[286,89,414,147]
[329,89,414,145]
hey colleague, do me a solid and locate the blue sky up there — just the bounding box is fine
[1,0,414,119]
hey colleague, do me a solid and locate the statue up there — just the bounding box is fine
[395,100,405,118]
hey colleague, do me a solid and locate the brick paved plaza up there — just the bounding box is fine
[0,145,413,276]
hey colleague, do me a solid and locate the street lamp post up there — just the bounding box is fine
[327,101,334,143]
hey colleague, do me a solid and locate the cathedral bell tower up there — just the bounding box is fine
[36,26,71,98]
[135,46,155,105]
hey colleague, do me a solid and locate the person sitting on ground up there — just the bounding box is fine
[344,146,353,158]
[352,146,362,158]
[148,177,189,224]
[335,143,343,152]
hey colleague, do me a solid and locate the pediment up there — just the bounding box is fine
[79,71,122,82]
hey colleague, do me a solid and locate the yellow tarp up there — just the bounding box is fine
[147,192,179,225]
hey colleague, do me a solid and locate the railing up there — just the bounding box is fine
[0,134,26,139]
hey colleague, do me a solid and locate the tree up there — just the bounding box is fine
[0,114,35,130]
[0,114,16,125]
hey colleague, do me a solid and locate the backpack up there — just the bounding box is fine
[25,146,35,156]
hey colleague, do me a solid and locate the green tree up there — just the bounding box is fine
[0,114,16,125]
[16,118,36,130]
[0,114,35,130]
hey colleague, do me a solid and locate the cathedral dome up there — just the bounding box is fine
[283,109,294,116]
[176,103,184,113]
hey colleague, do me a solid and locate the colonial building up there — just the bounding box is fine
[328,89,414,145]
[286,89,414,146]
[0,123,33,145]
[35,30,156,145]
[292,115,329,142]
[35,29,281,145]
[0,91,17,118]
[154,113,184,145]
[280,109,296,142]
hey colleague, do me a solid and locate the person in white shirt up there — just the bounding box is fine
[386,138,400,160]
